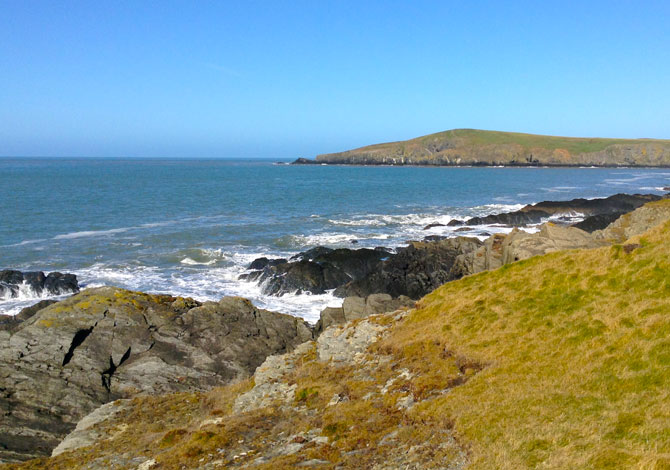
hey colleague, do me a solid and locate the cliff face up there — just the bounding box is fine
[312,129,670,166]
[7,201,670,470]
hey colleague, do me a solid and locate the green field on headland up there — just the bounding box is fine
[304,128,670,167]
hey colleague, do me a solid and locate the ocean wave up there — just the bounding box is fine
[547,211,585,223]
[2,238,48,247]
[53,227,132,239]
[275,232,391,249]
[327,206,527,230]
[180,257,217,266]
[0,281,74,315]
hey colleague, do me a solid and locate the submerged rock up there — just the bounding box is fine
[0,287,312,462]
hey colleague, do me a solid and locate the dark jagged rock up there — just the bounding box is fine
[571,213,622,232]
[448,209,550,227]
[244,247,391,296]
[248,257,287,270]
[0,270,24,285]
[449,193,662,227]
[423,222,445,230]
[0,270,79,298]
[335,237,483,299]
[423,235,447,241]
[0,287,313,462]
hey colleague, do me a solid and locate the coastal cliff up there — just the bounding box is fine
[3,199,670,469]
[297,128,670,167]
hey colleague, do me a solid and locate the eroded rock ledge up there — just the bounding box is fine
[0,288,312,462]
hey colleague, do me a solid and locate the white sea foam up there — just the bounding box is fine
[2,238,48,248]
[0,281,74,316]
[53,227,132,239]
[0,201,571,321]
[180,257,217,266]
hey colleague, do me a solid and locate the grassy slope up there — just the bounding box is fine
[316,128,670,164]
[390,202,670,468]
[423,129,657,153]
[5,201,670,469]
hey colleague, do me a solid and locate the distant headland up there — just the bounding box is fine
[293,128,670,167]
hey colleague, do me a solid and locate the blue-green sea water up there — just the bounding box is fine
[2,158,669,321]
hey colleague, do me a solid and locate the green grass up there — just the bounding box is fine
[388,212,670,469]
[318,128,670,164]
[423,128,666,153]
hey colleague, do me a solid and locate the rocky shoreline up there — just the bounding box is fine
[239,192,663,300]
[293,158,670,168]
[1,191,669,463]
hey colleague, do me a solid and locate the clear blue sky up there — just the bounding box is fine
[1,1,669,158]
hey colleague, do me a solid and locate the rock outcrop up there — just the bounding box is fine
[450,200,670,278]
[314,293,414,334]
[593,198,670,242]
[0,270,79,300]
[241,247,391,296]
[0,287,313,462]
[49,307,471,469]
[334,237,482,299]
[451,224,607,278]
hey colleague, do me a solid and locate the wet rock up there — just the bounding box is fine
[0,287,313,462]
[244,247,390,296]
[571,212,622,232]
[248,257,287,270]
[335,237,482,299]
[423,222,445,230]
[0,270,79,298]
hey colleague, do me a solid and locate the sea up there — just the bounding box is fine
[1,158,669,322]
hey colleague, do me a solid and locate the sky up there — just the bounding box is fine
[1,1,669,158]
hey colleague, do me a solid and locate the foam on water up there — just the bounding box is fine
[0,281,73,316]
[53,227,133,239]
[3,160,670,321]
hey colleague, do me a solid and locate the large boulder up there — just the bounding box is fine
[0,287,313,462]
